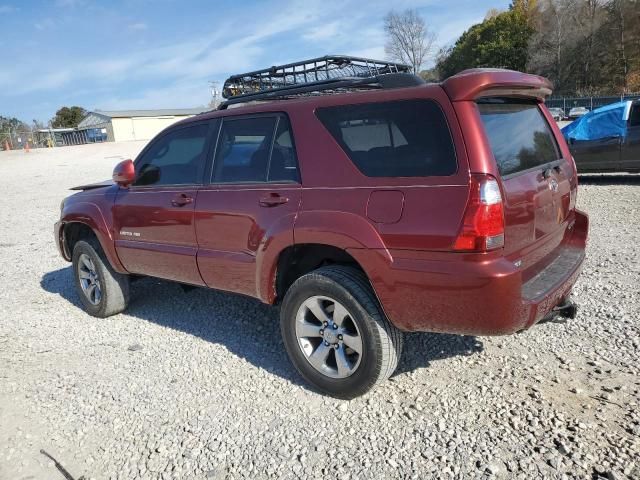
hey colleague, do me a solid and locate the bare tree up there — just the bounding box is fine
[527,0,579,91]
[384,9,437,74]
[577,0,606,92]
[608,0,629,92]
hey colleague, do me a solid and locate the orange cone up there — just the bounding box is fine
[25,142,30,153]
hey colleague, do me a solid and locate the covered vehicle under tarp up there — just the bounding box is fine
[561,101,632,141]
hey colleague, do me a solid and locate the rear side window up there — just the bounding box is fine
[316,100,457,177]
[478,100,559,176]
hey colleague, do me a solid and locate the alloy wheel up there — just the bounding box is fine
[295,295,363,379]
[77,253,102,305]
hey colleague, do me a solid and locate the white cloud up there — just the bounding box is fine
[128,22,148,31]
[302,21,340,41]
[34,18,55,30]
[55,0,83,6]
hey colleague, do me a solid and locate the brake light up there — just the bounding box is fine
[453,174,505,251]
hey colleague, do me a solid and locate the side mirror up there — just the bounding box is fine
[112,159,135,187]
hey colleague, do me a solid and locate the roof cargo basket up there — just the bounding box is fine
[219,55,423,108]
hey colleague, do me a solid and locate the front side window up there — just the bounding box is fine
[315,100,457,177]
[134,124,209,186]
[478,100,559,176]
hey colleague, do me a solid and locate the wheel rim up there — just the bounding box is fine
[295,295,363,379]
[77,253,102,306]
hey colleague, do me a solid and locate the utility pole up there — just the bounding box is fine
[209,81,220,109]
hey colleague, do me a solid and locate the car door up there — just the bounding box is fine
[195,114,302,298]
[570,136,622,172]
[620,102,640,171]
[113,121,215,285]
[568,109,622,172]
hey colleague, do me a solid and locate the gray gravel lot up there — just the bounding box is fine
[0,143,639,480]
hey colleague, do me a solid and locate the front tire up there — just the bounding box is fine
[280,265,403,399]
[72,239,129,318]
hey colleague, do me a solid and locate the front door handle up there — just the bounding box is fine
[259,193,289,207]
[171,193,193,207]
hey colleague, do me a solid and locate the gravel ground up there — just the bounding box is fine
[0,143,639,480]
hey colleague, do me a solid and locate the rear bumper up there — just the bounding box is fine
[356,209,588,335]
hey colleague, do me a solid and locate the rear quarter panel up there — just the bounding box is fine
[289,84,471,252]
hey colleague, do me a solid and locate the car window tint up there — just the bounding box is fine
[478,100,559,176]
[214,117,277,183]
[630,105,640,127]
[269,116,300,182]
[134,124,208,186]
[315,100,457,177]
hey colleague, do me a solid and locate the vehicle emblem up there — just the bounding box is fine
[548,178,558,192]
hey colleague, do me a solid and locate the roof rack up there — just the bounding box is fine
[219,55,421,108]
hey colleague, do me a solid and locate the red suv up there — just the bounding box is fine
[55,57,588,398]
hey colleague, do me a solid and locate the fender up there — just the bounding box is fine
[256,210,393,304]
[294,210,391,254]
[60,201,127,273]
[255,211,298,303]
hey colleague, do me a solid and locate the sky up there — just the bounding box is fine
[0,0,510,123]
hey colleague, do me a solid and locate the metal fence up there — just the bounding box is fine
[1,127,108,150]
[0,129,47,150]
[546,93,640,113]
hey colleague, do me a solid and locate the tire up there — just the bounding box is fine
[72,239,130,318]
[280,265,403,399]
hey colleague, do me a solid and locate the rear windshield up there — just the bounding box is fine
[478,100,559,176]
[316,100,457,177]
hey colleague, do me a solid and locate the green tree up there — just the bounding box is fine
[50,106,87,128]
[436,5,535,79]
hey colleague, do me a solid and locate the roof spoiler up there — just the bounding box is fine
[441,68,553,102]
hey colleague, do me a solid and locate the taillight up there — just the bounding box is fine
[453,174,505,251]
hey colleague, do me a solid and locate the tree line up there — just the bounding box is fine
[385,0,640,95]
[0,107,86,134]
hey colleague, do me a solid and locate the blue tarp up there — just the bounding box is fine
[561,101,631,141]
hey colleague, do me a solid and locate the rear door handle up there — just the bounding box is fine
[259,193,289,207]
[171,193,193,207]
[542,166,561,179]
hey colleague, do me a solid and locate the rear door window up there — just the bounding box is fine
[213,117,277,183]
[316,100,457,177]
[212,115,300,183]
[478,100,560,176]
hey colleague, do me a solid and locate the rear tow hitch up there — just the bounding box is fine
[541,299,578,324]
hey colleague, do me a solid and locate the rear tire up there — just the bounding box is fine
[72,239,129,318]
[280,265,403,399]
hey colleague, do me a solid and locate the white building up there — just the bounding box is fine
[77,108,206,142]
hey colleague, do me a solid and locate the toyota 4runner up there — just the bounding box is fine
[55,56,588,398]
